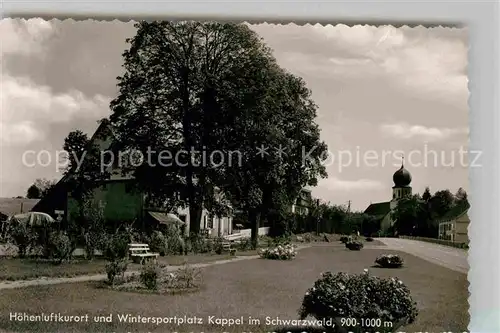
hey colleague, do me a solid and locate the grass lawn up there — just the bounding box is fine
[0,252,255,282]
[0,246,468,333]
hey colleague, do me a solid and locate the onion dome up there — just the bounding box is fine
[393,158,411,187]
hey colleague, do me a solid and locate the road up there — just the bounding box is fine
[378,237,469,274]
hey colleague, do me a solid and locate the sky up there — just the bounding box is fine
[0,19,469,211]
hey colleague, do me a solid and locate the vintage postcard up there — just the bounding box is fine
[0,19,469,333]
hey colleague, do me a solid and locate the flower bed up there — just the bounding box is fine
[375,254,404,268]
[345,241,363,251]
[299,269,418,333]
[104,262,203,295]
[258,244,296,260]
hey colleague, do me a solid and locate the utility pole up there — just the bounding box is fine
[346,200,353,235]
[316,199,320,236]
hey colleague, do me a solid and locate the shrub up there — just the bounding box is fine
[375,254,404,268]
[105,258,128,286]
[5,220,36,257]
[82,230,108,260]
[365,237,374,242]
[103,232,130,261]
[186,233,211,253]
[346,241,363,251]
[340,236,349,244]
[299,270,418,332]
[80,199,107,260]
[46,231,72,263]
[304,233,313,242]
[268,235,291,247]
[140,260,160,290]
[149,231,167,256]
[163,225,185,255]
[213,236,224,254]
[236,237,253,251]
[164,263,203,290]
[258,244,296,260]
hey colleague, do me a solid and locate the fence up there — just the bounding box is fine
[234,227,270,238]
[399,235,469,249]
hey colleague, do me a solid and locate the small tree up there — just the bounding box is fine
[81,198,107,260]
[46,231,72,264]
[26,185,41,199]
[5,219,35,258]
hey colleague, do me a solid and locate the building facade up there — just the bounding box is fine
[291,188,313,215]
[438,203,470,244]
[34,119,233,236]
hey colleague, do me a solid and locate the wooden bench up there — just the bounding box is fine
[128,243,159,264]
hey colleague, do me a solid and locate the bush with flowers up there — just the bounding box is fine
[345,240,363,251]
[258,243,297,260]
[375,254,404,268]
[299,269,418,333]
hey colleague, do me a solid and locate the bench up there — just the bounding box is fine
[128,243,159,264]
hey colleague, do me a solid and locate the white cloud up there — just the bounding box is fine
[0,18,54,60]
[0,121,45,145]
[277,24,468,106]
[380,122,468,141]
[320,176,383,191]
[0,20,111,146]
[0,74,111,146]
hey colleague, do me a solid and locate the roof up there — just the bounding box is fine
[0,198,40,216]
[295,189,313,208]
[364,201,391,218]
[437,201,470,223]
[147,211,185,225]
[32,118,126,213]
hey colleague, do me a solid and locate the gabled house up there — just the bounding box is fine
[291,188,313,215]
[437,202,470,244]
[33,118,233,237]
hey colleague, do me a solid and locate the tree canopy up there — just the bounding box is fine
[109,21,328,243]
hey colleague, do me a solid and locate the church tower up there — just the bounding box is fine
[390,157,412,210]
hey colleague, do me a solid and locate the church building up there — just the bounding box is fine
[363,159,412,235]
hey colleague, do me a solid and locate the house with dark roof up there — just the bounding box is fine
[34,118,234,237]
[363,159,413,235]
[437,201,470,244]
[291,188,313,215]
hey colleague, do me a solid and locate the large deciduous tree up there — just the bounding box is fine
[109,21,327,240]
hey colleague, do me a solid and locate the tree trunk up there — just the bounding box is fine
[189,203,202,235]
[180,66,202,235]
[249,209,260,250]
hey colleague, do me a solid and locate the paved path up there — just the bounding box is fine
[0,245,311,290]
[378,237,468,274]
